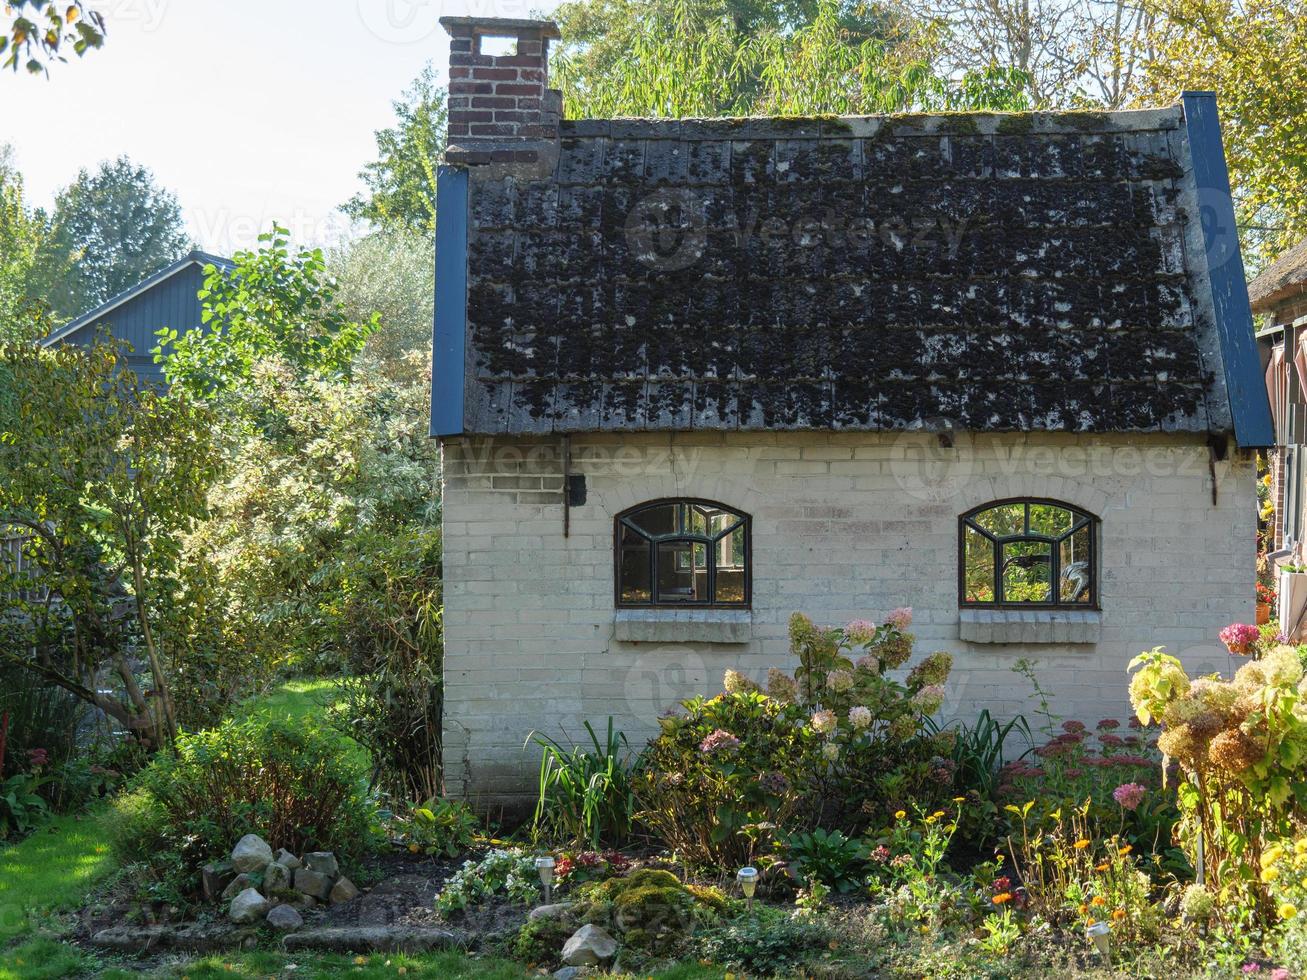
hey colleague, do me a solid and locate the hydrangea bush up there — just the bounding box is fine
[634,608,956,866]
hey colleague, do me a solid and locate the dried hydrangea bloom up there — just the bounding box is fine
[699,729,741,754]
[766,668,798,703]
[1234,660,1269,692]
[789,611,818,650]
[822,742,841,761]
[810,709,837,734]
[888,714,917,741]
[724,669,759,694]
[885,607,913,629]
[1188,678,1243,724]
[1157,724,1199,765]
[912,684,945,715]
[1180,883,1215,920]
[854,654,879,673]
[826,669,854,693]
[1208,728,1263,773]
[1262,645,1304,687]
[1129,660,1190,715]
[844,619,877,645]
[907,651,952,688]
[848,705,872,729]
[877,631,914,670]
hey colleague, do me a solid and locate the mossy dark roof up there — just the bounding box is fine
[457,106,1232,434]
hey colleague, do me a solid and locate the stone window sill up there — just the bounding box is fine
[614,608,751,644]
[959,608,1101,645]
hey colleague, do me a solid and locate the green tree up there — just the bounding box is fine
[553,0,1029,118]
[2,1,104,74]
[156,224,378,401]
[342,63,447,234]
[0,146,49,338]
[1137,0,1307,265]
[0,314,219,748]
[32,156,189,321]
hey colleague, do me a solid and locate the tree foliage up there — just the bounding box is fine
[1136,0,1307,264]
[2,1,104,74]
[0,314,220,748]
[31,156,189,321]
[553,0,1030,117]
[342,64,447,234]
[157,224,378,401]
[0,146,47,338]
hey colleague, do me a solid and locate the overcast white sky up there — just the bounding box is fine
[0,0,545,255]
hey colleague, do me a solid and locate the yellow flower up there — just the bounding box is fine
[1263,867,1281,883]
[1118,845,1132,856]
[1086,917,1096,927]
[1074,839,1091,850]
[1281,903,1298,920]
[931,810,945,819]
[1262,845,1285,868]
[895,810,906,820]
[1112,908,1126,921]
[1091,895,1107,907]
[953,796,966,803]
[1078,903,1089,916]
[353,957,367,965]
[1294,839,1307,855]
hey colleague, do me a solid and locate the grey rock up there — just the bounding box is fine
[273,848,302,869]
[266,904,304,931]
[329,876,361,904]
[303,851,339,877]
[230,834,274,874]
[294,867,333,901]
[282,926,457,953]
[90,923,257,953]
[529,902,573,921]
[229,887,271,924]
[263,860,293,893]
[561,924,618,967]
[552,968,583,980]
[201,860,235,903]
[221,874,253,902]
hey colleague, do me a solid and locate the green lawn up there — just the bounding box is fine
[0,809,115,945]
[233,677,370,773]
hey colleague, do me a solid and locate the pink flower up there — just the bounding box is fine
[26,748,48,767]
[1100,733,1125,747]
[1062,720,1086,734]
[1096,719,1121,731]
[1113,782,1147,810]
[845,619,877,645]
[699,729,740,754]
[1219,622,1261,655]
[885,607,913,630]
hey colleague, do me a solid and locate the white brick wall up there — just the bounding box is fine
[440,431,1256,810]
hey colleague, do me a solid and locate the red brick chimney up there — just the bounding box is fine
[441,17,562,162]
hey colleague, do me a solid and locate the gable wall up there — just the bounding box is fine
[439,430,1255,810]
[59,264,209,384]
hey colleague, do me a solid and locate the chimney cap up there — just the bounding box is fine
[440,16,561,39]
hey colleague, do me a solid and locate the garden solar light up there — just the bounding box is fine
[1086,920,1110,958]
[535,856,555,904]
[737,866,758,909]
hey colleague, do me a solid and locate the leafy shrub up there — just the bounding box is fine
[635,607,956,864]
[531,718,634,848]
[929,709,1030,845]
[1129,643,1307,924]
[0,665,85,781]
[132,713,376,868]
[782,828,868,893]
[435,849,540,914]
[692,904,831,975]
[400,798,478,857]
[0,771,49,839]
[105,786,171,865]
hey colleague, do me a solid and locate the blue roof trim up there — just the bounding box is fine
[431,166,469,437]
[1181,91,1275,448]
[42,249,233,346]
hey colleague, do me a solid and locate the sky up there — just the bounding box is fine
[0,0,546,255]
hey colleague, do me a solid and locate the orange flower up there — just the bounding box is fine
[994,892,1013,905]
[1112,908,1126,921]
[1078,903,1089,916]
[1118,845,1132,856]
[1095,863,1109,872]
[1074,839,1091,850]
[1091,895,1107,907]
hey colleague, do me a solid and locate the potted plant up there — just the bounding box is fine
[1257,582,1277,625]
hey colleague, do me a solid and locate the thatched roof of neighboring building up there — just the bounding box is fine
[1249,236,1307,314]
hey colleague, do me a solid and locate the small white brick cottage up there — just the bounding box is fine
[431,17,1273,808]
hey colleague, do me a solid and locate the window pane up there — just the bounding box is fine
[715,524,747,603]
[1029,503,1074,537]
[619,525,651,603]
[657,540,708,601]
[973,503,1025,537]
[964,525,995,602]
[1001,540,1052,602]
[629,504,676,537]
[1059,526,1092,603]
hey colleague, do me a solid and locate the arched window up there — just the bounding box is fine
[960,499,1097,607]
[616,499,750,607]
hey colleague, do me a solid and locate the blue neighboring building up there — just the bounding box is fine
[41,249,232,385]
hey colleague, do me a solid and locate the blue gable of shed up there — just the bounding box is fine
[43,250,232,385]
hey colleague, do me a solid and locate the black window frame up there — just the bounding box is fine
[614,498,751,608]
[958,497,1099,609]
